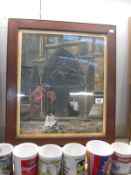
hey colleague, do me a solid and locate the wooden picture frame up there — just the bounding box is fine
[6,18,116,145]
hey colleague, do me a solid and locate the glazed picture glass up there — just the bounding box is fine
[17,30,106,137]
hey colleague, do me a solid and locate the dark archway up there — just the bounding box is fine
[42,47,84,116]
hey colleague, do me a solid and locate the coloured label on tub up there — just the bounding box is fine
[21,156,37,175]
[39,159,61,175]
[0,155,12,175]
[63,156,85,175]
[110,154,131,174]
[112,154,131,163]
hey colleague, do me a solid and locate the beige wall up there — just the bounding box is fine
[0,0,131,141]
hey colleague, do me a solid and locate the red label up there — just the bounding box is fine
[21,156,37,175]
[112,154,131,163]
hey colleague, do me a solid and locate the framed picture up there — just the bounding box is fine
[6,19,116,145]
